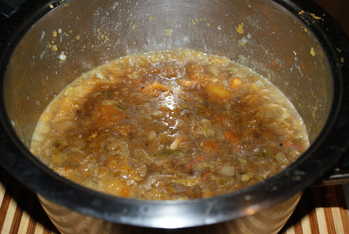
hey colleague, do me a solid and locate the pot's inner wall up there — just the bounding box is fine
[4,0,333,147]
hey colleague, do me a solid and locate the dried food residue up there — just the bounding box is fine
[310,48,316,57]
[298,10,322,21]
[310,13,322,20]
[164,29,173,37]
[235,23,244,35]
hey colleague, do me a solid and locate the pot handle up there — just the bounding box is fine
[0,0,26,17]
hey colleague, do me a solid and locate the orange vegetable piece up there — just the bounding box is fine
[201,171,211,182]
[101,175,131,197]
[213,114,229,125]
[178,80,199,89]
[186,63,204,80]
[96,166,109,177]
[230,78,242,89]
[186,155,207,169]
[104,157,120,171]
[93,103,125,128]
[142,82,169,96]
[116,124,132,137]
[224,131,240,144]
[205,83,232,102]
[201,140,219,152]
[282,139,305,152]
[194,155,206,162]
[161,64,179,78]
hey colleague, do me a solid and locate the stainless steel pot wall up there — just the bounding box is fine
[5,0,333,146]
[38,194,301,234]
[0,0,346,233]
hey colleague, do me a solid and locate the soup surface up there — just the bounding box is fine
[31,49,309,200]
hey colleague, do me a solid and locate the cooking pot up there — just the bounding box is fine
[0,0,348,233]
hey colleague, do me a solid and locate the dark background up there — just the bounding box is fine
[315,0,349,34]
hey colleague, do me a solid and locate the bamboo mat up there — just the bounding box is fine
[1,172,349,234]
[280,185,349,234]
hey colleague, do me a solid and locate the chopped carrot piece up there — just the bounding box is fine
[120,187,131,197]
[104,158,120,170]
[148,66,161,75]
[186,63,204,80]
[186,155,205,170]
[97,166,109,177]
[186,163,193,170]
[282,139,305,152]
[205,83,232,102]
[161,64,178,78]
[142,82,169,96]
[224,131,240,144]
[230,78,242,89]
[178,80,199,89]
[159,106,172,112]
[201,171,210,181]
[186,155,206,170]
[116,124,132,137]
[213,114,229,125]
[194,155,206,162]
[202,189,213,198]
[93,103,125,127]
[101,176,131,197]
[201,140,219,152]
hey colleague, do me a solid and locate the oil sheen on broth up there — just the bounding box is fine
[31,49,309,200]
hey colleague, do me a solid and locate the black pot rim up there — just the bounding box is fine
[0,0,347,229]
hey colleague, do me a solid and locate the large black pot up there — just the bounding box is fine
[0,0,348,233]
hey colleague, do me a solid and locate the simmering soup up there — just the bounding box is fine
[31,49,309,200]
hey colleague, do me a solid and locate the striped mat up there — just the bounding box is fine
[0,175,349,234]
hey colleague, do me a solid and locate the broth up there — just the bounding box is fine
[31,49,309,200]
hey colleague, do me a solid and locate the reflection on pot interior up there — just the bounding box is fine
[31,49,309,200]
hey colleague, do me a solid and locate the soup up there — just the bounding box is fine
[31,49,309,200]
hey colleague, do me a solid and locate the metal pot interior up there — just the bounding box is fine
[3,0,333,201]
[4,0,333,148]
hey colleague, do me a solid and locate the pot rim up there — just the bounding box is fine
[0,0,347,229]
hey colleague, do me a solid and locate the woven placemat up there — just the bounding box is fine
[1,173,348,234]
[281,185,349,234]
